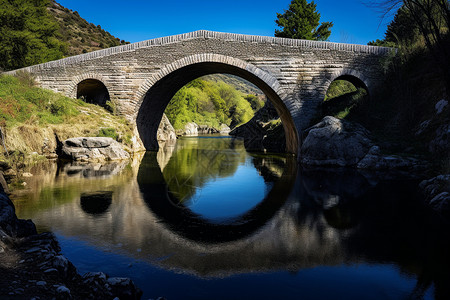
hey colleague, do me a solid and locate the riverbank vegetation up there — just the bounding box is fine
[0,73,134,163]
[165,77,265,131]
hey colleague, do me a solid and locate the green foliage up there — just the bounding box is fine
[201,74,262,95]
[0,74,79,127]
[165,79,258,130]
[322,80,368,121]
[324,80,357,101]
[368,6,421,48]
[275,0,333,40]
[0,0,67,70]
[367,39,397,47]
[97,127,118,140]
[244,94,265,112]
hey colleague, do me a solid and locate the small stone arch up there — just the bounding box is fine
[323,69,371,98]
[134,54,299,154]
[68,73,111,99]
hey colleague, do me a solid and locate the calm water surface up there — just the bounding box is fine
[12,136,450,299]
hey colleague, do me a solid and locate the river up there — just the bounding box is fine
[11,136,450,299]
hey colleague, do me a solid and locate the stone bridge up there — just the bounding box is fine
[9,30,392,154]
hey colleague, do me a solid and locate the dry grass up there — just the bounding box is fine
[0,75,138,161]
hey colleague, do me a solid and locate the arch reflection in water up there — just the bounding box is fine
[138,136,297,243]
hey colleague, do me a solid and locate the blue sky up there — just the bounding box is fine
[56,0,395,45]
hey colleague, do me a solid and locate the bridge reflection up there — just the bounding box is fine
[138,148,297,243]
[11,144,450,299]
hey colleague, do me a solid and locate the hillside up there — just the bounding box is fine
[202,74,263,95]
[165,78,265,131]
[47,0,129,56]
[0,73,137,163]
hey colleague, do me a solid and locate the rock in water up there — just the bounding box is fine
[219,124,231,134]
[182,122,199,136]
[157,114,176,142]
[61,137,130,162]
[300,116,373,167]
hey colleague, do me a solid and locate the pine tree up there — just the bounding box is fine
[275,0,333,40]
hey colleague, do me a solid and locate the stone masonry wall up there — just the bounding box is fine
[6,30,392,153]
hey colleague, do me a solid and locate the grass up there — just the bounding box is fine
[312,80,368,125]
[0,72,80,128]
[98,127,119,140]
[0,73,136,162]
[324,80,357,101]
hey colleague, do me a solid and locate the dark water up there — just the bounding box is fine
[12,136,450,300]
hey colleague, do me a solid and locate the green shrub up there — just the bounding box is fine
[97,127,118,140]
[165,78,258,130]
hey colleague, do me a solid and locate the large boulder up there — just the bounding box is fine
[157,113,176,142]
[219,123,231,134]
[198,125,219,135]
[61,137,130,162]
[182,122,198,136]
[300,116,374,167]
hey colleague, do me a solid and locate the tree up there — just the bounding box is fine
[0,0,67,71]
[275,0,333,40]
[370,0,450,93]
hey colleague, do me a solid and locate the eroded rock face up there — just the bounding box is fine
[182,122,199,136]
[300,117,428,171]
[0,185,36,237]
[219,124,231,134]
[301,116,374,167]
[61,137,130,162]
[157,114,176,142]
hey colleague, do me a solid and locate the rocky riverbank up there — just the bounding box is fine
[300,116,429,172]
[298,115,449,218]
[0,181,142,299]
[229,101,285,152]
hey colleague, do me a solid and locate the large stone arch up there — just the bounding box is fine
[135,54,299,154]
